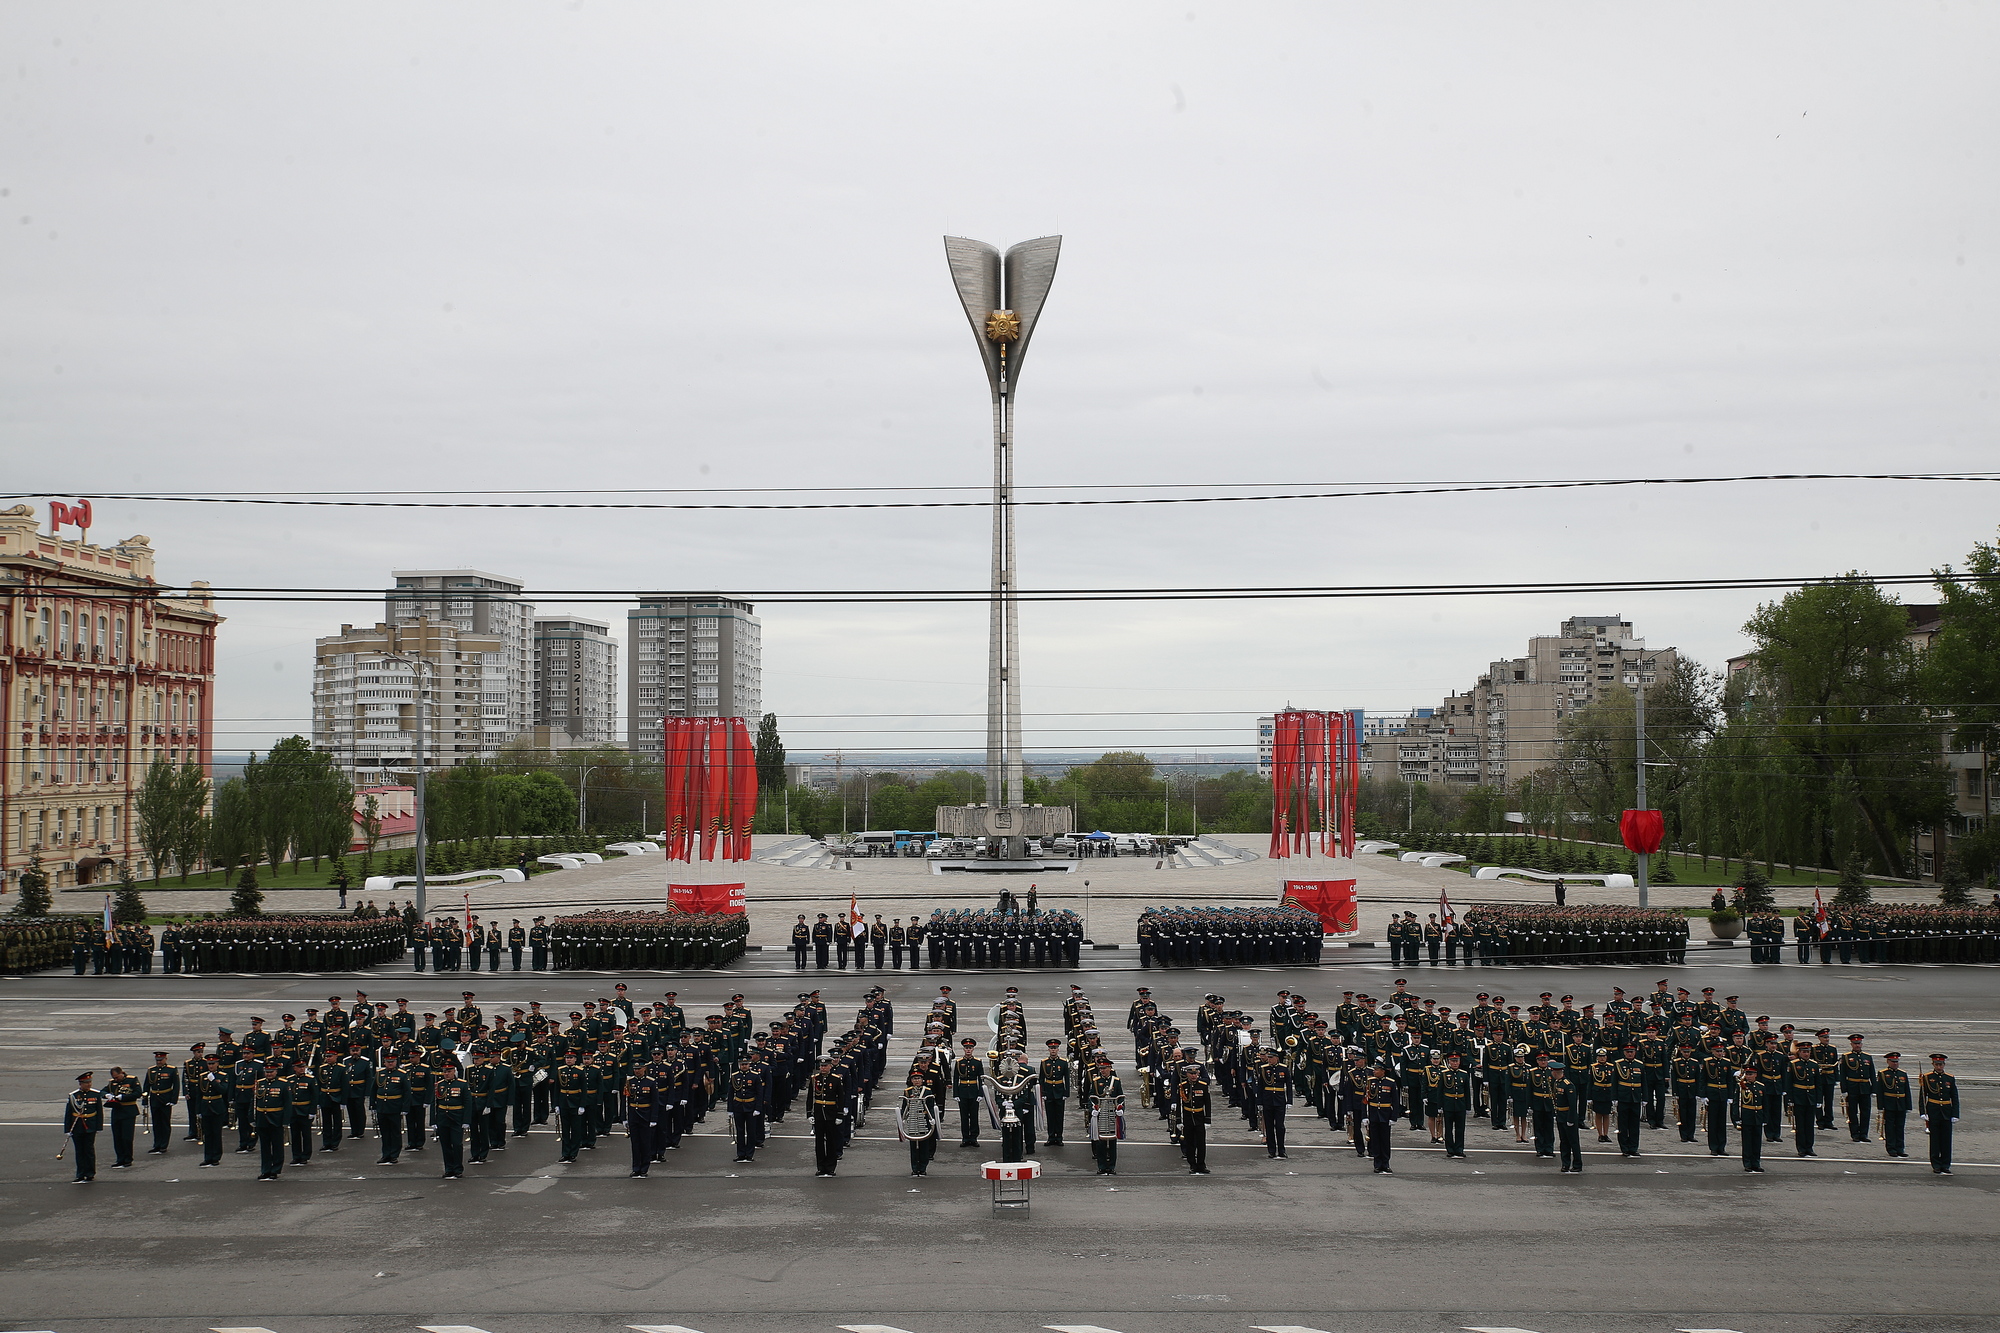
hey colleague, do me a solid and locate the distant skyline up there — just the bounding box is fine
[6,4,1995,761]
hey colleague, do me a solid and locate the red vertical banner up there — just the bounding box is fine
[664,716,756,865]
[728,717,758,861]
[1269,709,1361,861]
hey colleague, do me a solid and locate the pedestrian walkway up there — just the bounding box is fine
[168,1322,1773,1333]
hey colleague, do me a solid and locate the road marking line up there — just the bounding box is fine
[839,1325,923,1333]
[1046,1326,1131,1333]
[1678,1328,1749,1332]
[1464,1326,1546,1333]
[419,1326,499,1333]
[628,1326,711,1333]
[1254,1326,1337,1332]
[210,1328,281,1332]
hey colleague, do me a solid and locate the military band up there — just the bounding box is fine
[48,972,1971,1185]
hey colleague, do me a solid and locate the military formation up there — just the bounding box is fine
[1139,976,1967,1176]
[921,908,1085,968]
[54,982,865,1182]
[1744,906,2000,964]
[1385,906,1690,966]
[2,918,83,974]
[1135,904,1326,967]
[53,972,1970,1184]
[539,909,749,970]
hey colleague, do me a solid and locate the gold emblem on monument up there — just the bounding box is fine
[984,308,1021,342]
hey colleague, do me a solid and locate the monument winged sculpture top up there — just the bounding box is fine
[938,236,1074,862]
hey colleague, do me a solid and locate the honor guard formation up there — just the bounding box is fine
[1387,905,2000,968]
[920,909,1085,968]
[51,975,1967,1184]
[1134,905,1328,967]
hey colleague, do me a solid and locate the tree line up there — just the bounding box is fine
[1374,530,2000,890]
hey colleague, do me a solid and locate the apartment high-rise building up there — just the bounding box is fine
[1256,708,1370,778]
[1,505,223,889]
[311,619,504,785]
[1365,614,1678,789]
[534,616,618,745]
[626,594,762,764]
[386,568,534,750]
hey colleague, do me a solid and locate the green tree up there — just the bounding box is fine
[207,778,254,887]
[10,855,52,916]
[755,713,787,798]
[1926,531,2000,753]
[1733,576,1954,877]
[1936,852,1975,907]
[1832,851,1873,906]
[230,860,264,916]
[1735,855,1777,913]
[135,755,186,884]
[170,761,211,884]
[111,861,147,925]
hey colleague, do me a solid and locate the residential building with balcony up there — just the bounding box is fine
[627,594,762,764]
[534,616,618,745]
[311,619,504,786]
[387,569,534,751]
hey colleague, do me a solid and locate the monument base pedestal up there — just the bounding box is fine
[930,859,1077,875]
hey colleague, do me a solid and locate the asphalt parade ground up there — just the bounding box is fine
[2,960,1995,1333]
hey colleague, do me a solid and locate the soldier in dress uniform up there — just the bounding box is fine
[63,1072,105,1182]
[102,1066,141,1169]
[1038,1038,1070,1146]
[1839,1033,1877,1142]
[1921,1053,1959,1175]
[143,1051,180,1155]
[432,1064,469,1178]
[252,1066,291,1180]
[1875,1052,1912,1158]
[1736,1067,1768,1172]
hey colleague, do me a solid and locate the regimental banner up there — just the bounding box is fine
[1282,878,1359,936]
[668,882,746,914]
[1268,709,1361,860]
[661,716,757,862]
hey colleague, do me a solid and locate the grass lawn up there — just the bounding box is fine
[1408,845,1903,890]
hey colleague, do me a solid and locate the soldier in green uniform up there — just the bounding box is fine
[1086,1056,1124,1175]
[63,1072,105,1182]
[1787,1041,1821,1157]
[372,1053,410,1164]
[953,1037,985,1147]
[1038,1039,1071,1146]
[1839,1033,1876,1142]
[1921,1053,1959,1175]
[1737,1067,1767,1172]
[143,1051,180,1155]
[102,1066,141,1169]
[252,1067,291,1180]
[432,1064,469,1178]
[1434,1051,1472,1160]
[554,1049,589,1162]
[1612,1045,1646,1157]
[286,1059,318,1165]
[192,1055,230,1166]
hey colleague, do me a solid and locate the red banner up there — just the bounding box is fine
[1619,809,1665,854]
[1282,878,1358,935]
[661,717,756,863]
[669,882,746,914]
[1269,709,1360,860]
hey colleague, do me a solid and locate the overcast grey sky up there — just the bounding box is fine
[6,2,1996,765]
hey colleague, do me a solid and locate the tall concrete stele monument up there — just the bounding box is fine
[936,235,1075,866]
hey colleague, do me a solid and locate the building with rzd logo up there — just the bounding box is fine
[0,503,223,889]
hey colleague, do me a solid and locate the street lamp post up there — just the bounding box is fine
[1627,672,1650,910]
[577,764,601,832]
[379,653,430,919]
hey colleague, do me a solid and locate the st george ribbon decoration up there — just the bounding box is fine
[661,717,757,862]
[1268,709,1361,860]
